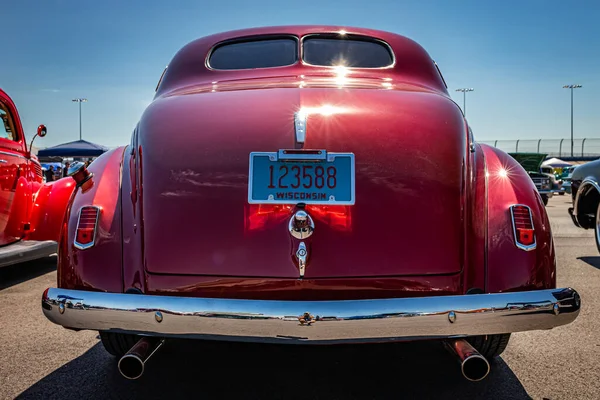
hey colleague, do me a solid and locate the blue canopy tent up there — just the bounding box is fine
[37,139,109,158]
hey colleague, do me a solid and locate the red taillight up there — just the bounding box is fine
[510,205,536,250]
[74,206,100,249]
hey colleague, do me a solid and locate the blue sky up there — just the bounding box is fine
[1,0,598,149]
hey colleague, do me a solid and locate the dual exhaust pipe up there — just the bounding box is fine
[117,336,490,382]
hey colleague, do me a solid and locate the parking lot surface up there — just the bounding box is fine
[1,195,598,399]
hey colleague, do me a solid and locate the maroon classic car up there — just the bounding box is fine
[41,26,580,382]
[0,88,72,267]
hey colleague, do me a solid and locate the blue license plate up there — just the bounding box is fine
[248,150,355,205]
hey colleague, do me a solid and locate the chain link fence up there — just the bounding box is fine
[478,138,600,158]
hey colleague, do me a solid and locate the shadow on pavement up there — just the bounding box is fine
[0,256,57,291]
[17,339,530,399]
[578,256,600,270]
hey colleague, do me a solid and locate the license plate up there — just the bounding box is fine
[248,150,355,205]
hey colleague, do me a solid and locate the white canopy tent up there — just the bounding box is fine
[542,158,573,168]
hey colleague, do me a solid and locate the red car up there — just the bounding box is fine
[41,26,580,382]
[0,88,73,267]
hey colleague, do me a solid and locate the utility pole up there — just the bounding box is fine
[562,85,582,157]
[72,98,88,140]
[455,88,474,117]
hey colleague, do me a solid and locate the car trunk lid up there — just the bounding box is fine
[139,79,467,278]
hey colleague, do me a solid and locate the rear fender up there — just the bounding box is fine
[57,147,126,292]
[482,145,555,292]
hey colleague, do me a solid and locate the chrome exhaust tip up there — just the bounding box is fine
[117,337,164,380]
[460,353,490,382]
[118,353,145,380]
[444,338,491,382]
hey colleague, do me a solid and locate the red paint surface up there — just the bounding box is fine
[55,27,556,299]
[27,178,76,241]
[0,88,47,245]
[145,274,462,300]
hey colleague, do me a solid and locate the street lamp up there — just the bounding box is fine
[562,85,582,157]
[72,98,88,140]
[455,88,474,117]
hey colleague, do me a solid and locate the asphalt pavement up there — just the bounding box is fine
[1,195,599,399]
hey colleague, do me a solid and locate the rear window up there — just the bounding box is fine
[209,38,297,70]
[302,37,394,68]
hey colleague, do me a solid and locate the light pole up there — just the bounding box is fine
[562,85,582,157]
[455,88,474,117]
[72,98,88,140]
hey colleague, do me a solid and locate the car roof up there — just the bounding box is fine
[155,25,449,97]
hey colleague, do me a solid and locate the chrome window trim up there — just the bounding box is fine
[155,66,168,92]
[510,204,537,251]
[205,34,300,71]
[74,206,102,250]
[0,102,19,142]
[433,60,448,89]
[300,33,396,70]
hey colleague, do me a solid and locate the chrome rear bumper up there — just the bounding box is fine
[42,287,580,344]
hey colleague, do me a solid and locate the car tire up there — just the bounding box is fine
[595,202,600,254]
[467,333,511,360]
[559,192,565,196]
[541,194,549,206]
[99,331,140,357]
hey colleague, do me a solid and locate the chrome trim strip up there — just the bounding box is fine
[42,287,580,344]
[296,241,307,278]
[0,150,28,161]
[294,112,307,146]
[510,204,537,251]
[73,206,101,250]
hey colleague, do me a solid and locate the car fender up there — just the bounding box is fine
[4,175,33,240]
[27,177,76,241]
[482,144,556,292]
[57,147,126,293]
